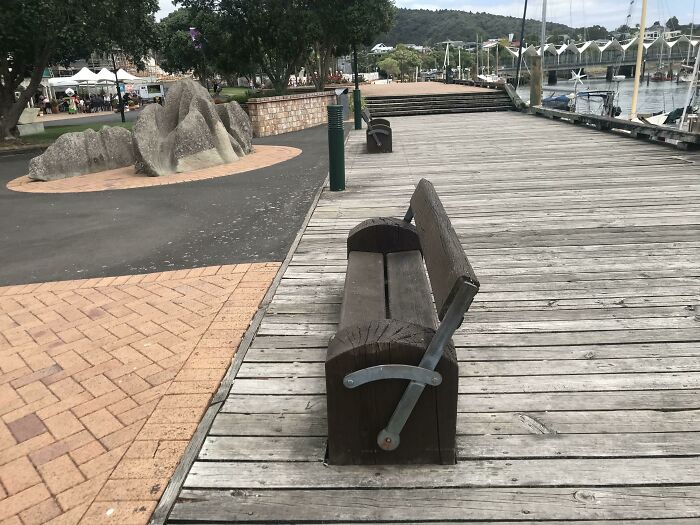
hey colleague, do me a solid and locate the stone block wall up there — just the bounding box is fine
[246,92,336,137]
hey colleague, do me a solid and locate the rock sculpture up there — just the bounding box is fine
[26,79,253,182]
[133,79,253,176]
[215,101,253,155]
[28,126,135,181]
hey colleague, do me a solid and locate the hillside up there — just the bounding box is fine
[379,8,578,46]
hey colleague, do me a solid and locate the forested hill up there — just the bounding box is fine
[379,8,577,46]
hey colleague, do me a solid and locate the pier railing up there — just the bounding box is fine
[530,106,700,150]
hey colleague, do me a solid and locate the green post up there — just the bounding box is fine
[353,43,362,130]
[327,105,345,191]
[353,89,362,130]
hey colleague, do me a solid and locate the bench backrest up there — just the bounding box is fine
[409,179,480,320]
[361,107,372,126]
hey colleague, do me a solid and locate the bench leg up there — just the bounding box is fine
[326,319,457,465]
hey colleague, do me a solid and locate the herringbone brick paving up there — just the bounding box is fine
[0,263,279,524]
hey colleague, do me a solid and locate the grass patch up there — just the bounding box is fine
[20,122,133,145]
[218,87,249,97]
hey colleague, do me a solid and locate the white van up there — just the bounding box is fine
[137,84,165,101]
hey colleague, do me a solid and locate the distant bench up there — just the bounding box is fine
[362,107,392,153]
[326,179,480,465]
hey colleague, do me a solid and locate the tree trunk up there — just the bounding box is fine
[1,64,44,139]
[1,46,51,140]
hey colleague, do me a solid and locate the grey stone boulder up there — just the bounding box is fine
[215,101,253,155]
[133,79,246,177]
[28,126,135,181]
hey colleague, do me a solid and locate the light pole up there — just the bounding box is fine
[353,44,361,130]
[111,52,125,123]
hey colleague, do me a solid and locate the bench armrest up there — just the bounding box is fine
[344,364,442,389]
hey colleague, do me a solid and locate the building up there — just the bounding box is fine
[404,44,430,53]
[370,43,394,54]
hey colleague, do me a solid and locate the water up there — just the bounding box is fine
[517,78,693,116]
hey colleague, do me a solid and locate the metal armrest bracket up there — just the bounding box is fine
[377,279,477,452]
[343,365,442,389]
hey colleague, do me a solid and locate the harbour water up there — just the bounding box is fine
[517,78,694,116]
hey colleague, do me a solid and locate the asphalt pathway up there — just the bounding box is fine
[0,124,342,285]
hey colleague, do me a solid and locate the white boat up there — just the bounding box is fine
[678,64,696,83]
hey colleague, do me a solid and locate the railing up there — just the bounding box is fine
[530,105,700,150]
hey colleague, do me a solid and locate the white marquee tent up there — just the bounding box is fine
[48,67,141,87]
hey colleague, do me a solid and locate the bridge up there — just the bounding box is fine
[497,36,699,75]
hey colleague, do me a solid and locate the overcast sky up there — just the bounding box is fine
[156,0,697,30]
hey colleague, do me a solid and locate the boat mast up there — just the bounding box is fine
[476,35,479,76]
[515,0,529,88]
[458,47,461,79]
[487,41,490,74]
[540,0,547,99]
[630,0,648,118]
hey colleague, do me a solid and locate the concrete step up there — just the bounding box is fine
[365,100,512,110]
[367,106,513,117]
[363,91,515,117]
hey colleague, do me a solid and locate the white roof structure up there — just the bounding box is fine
[96,68,116,81]
[116,68,139,81]
[70,67,100,82]
[505,36,699,58]
[47,77,79,87]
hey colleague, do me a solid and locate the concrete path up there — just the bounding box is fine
[0,124,335,286]
[357,82,492,97]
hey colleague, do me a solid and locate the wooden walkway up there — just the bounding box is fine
[166,112,700,523]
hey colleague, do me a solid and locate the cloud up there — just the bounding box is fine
[157,0,178,20]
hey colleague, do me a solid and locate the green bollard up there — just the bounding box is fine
[327,105,345,192]
[353,89,362,130]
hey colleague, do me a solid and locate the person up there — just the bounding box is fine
[43,96,52,115]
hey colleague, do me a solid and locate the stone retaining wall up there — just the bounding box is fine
[246,91,335,137]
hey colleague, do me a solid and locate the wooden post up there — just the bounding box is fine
[530,55,543,106]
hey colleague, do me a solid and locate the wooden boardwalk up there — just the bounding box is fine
[166,112,700,523]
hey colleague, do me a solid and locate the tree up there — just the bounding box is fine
[305,0,395,90]
[377,57,399,77]
[584,25,610,40]
[0,0,158,139]
[157,8,219,85]
[207,0,313,94]
[387,45,421,81]
[667,17,680,31]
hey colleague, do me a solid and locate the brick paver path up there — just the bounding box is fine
[0,263,279,524]
[8,146,301,194]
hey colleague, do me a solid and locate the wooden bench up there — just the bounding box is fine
[326,179,480,465]
[362,107,392,153]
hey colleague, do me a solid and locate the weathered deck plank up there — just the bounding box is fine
[165,112,700,523]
